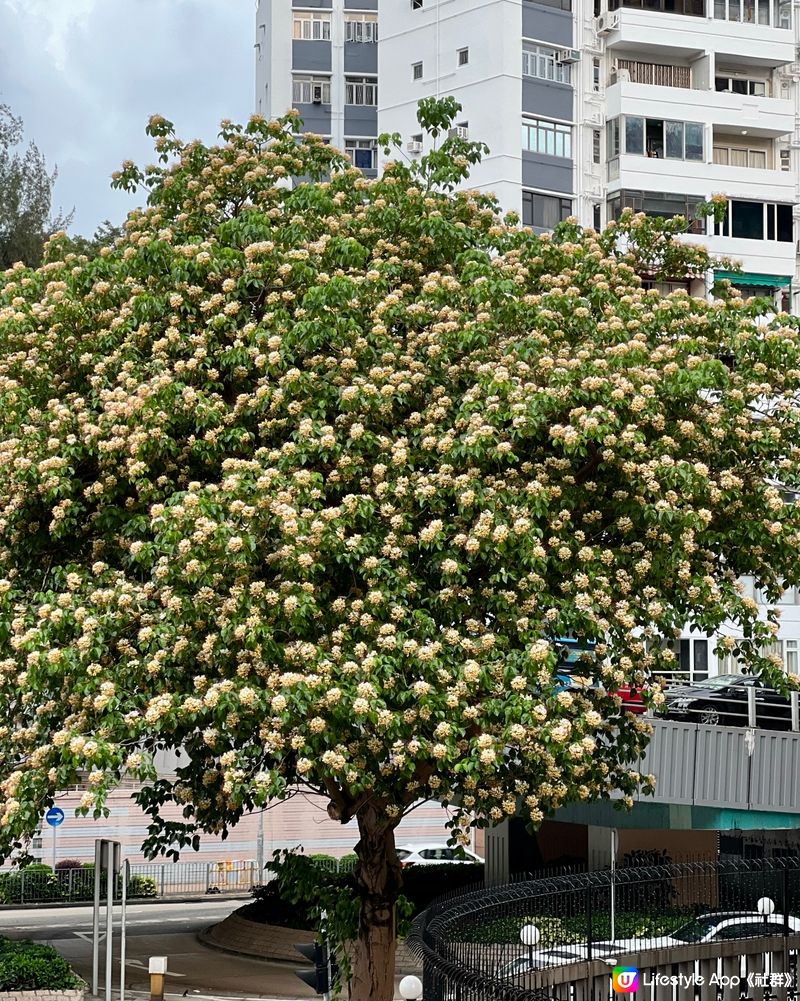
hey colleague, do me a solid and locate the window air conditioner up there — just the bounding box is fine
[448,126,469,140]
[617,68,631,81]
[407,140,423,153]
[556,48,581,64]
[312,85,324,104]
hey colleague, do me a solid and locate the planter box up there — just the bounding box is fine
[0,990,83,1001]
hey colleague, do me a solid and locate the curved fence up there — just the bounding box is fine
[408,858,800,1001]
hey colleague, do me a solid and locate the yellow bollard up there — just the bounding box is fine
[149,956,168,1001]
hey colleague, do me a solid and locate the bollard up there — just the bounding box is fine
[149,956,168,1001]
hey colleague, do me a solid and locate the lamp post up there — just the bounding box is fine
[520,923,541,971]
[399,974,423,1000]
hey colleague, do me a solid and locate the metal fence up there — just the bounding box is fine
[408,857,800,1001]
[0,859,259,904]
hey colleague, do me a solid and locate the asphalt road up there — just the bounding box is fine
[0,899,316,999]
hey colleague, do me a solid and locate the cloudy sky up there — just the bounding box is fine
[0,0,254,236]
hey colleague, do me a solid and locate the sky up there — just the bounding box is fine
[0,0,254,236]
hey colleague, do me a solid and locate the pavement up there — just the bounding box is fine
[0,898,421,1000]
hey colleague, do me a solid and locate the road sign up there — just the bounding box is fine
[45,807,65,827]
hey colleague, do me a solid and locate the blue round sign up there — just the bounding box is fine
[45,807,65,827]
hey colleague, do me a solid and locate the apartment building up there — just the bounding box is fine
[375,0,800,309]
[255,0,379,176]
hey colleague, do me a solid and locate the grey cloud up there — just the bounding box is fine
[0,0,253,234]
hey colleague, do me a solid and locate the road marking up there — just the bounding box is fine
[75,931,106,942]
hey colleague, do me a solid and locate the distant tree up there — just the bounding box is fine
[0,105,72,269]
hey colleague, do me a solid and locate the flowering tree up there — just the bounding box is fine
[2,99,800,999]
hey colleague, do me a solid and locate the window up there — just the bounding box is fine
[614,60,691,88]
[787,639,798,675]
[715,75,768,96]
[609,0,703,13]
[522,190,573,229]
[522,44,571,84]
[292,11,332,40]
[522,118,572,157]
[593,129,601,163]
[458,47,470,66]
[292,75,331,104]
[593,203,602,229]
[412,61,423,80]
[621,116,703,161]
[345,14,378,43]
[715,200,793,241]
[714,142,768,168]
[714,0,784,23]
[412,0,424,8]
[593,58,601,92]
[345,138,377,170]
[345,77,378,105]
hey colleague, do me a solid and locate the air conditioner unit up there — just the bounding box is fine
[596,12,619,33]
[406,140,423,153]
[448,126,469,140]
[312,85,324,104]
[617,68,631,81]
[556,48,581,64]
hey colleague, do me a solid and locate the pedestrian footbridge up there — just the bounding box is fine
[486,719,800,887]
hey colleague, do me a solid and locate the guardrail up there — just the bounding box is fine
[0,859,259,904]
[661,683,800,731]
[408,858,800,1001]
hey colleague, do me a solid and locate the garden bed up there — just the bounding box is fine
[0,937,83,995]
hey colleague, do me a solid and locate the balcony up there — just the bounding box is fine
[605,80,794,137]
[609,152,795,203]
[600,7,795,63]
[682,231,796,276]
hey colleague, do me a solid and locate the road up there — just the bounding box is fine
[0,899,316,999]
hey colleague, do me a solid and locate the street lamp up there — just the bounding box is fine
[399,975,423,1000]
[520,923,541,971]
[758,896,775,936]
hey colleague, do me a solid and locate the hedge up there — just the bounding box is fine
[0,937,82,990]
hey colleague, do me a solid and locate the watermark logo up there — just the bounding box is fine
[612,967,639,993]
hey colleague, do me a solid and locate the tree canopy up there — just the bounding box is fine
[0,105,72,270]
[2,100,800,998]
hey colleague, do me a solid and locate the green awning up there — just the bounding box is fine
[714,270,791,288]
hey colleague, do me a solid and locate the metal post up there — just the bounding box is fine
[586,884,593,962]
[51,822,57,871]
[160,863,165,898]
[748,685,757,727]
[121,859,128,1001]
[105,846,114,1001]
[610,829,617,945]
[92,840,101,996]
[791,691,799,732]
[256,809,264,881]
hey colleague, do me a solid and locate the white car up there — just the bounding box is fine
[499,911,800,978]
[395,843,484,866]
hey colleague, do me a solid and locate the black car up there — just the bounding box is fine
[663,673,792,729]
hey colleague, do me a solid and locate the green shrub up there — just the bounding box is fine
[0,938,81,990]
[128,875,157,898]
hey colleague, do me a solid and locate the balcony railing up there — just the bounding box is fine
[611,59,691,88]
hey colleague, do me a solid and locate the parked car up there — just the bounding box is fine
[395,844,484,867]
[498,911,800,977]
[553,637,646,714]
[663,673,792,728]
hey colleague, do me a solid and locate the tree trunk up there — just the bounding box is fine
[349,804,402,1001]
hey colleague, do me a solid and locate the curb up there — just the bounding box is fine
[0,893,250,912]
[197,926,304,966]
[199,917,423,976]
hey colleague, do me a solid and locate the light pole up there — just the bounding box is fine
[758,896,775,935]
[520,923,541,971]
[399,974,423,1000]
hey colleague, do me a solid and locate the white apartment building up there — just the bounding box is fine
[255,0,379,175]
[378,0,800,311]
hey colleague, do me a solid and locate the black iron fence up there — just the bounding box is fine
[408,857,800,1001]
